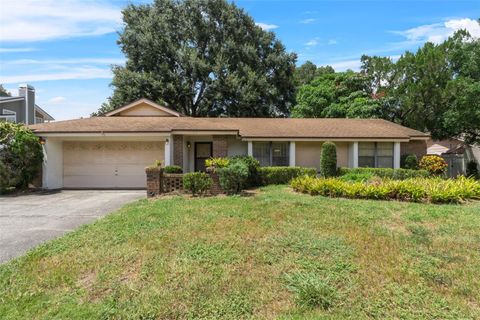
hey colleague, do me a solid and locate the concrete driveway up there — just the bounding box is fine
[0,190,144,264]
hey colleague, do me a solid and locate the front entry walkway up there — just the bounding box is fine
[0,190,144,263]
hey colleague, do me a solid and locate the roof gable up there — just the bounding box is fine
[104,98,181,117]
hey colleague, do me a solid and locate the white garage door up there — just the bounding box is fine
[63,141,164,188]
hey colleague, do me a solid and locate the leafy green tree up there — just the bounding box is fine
[0,84,11,97]
[100,0,296,117]
[294,61,334,86]
[0,122,43,193]
[320,141,337,177]
[361,27,480,143]
[292,71,380,118]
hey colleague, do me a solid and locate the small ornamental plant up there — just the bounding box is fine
[164,165,183,174]
[419,155,447,176]
[205,157,230,170]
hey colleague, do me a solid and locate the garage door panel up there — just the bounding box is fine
[63,141,164,188]
[63,165,115,176]
[116,176,146,188]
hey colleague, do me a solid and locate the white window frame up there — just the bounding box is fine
[0,109,16,123]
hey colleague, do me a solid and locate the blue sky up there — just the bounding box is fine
[0,0,478,120]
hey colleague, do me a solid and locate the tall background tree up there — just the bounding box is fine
[294,24,480,144]
[97,0,296,117]
[0,85,11,97]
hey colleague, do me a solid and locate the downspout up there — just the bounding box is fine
[25,86,29,124]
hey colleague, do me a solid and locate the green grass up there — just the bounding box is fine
[1,186,480,319]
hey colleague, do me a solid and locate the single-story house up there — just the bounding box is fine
[29,98,429,189]
[0,84,54,124]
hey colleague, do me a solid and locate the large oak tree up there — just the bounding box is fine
[98,0,296,117]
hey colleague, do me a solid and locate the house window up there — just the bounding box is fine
[0,109,16,123]
[253,142,289,166]
[358,142,393,168]
[35,117,44,124]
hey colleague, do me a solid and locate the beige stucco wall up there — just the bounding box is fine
[118,103,173,116]
[295,141,348,171]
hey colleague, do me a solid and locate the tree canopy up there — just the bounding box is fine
[292,71,381,118]
[361,29,480,143]
[0,85,10,97]
[294,27,480,144]
[98,0,296,117]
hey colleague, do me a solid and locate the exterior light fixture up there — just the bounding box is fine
[165,138,169,145]
[187,141,191,148]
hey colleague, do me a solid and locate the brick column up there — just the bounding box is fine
[173,135,183,167]
[145,167,162,197]
[212,135,228,158]
[207,167,223,195]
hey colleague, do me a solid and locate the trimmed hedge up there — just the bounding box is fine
[164,165,183,174]
[338,167,429,180]
[259,166,317,185]
[291,176,480,204]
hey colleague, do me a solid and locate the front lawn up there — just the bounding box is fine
[1,186,479,319]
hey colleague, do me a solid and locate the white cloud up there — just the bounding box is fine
[305,38,319,47]
[327,59,362,71]
[0,47,37,53]
[49,96,67,104]
[256,22,279,31]
[328,39,338,45]
[0,67,112,83]
[300,18,316,24]
[395,18,480,45]
[0,0,122,42]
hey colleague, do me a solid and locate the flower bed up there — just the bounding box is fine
[291,176,480,204]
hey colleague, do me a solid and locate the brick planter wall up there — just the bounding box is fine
[145,167,185,197]
[145,167,162,197]
[162,173,183,193]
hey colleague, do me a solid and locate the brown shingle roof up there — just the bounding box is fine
[29,117,429,139]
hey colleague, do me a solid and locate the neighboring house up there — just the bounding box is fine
[29,98,429,189]
[427,138,480,177]
[0,84,54,125]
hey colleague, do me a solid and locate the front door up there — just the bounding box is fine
[195,142,212,172]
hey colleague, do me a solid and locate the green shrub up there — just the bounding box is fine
[291,175,480,204]
[205,157,230,169]
[320,142,337,177]
[259,166,317,185]
[338,167,429,180]
[402,154,418,170]
[217,161,249,194]
[183,172,212,196]
[164,165,183,174]
[419,155,447,176]
[0,122,43,194]
[466,160,479,179]
[230,156,261,187]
